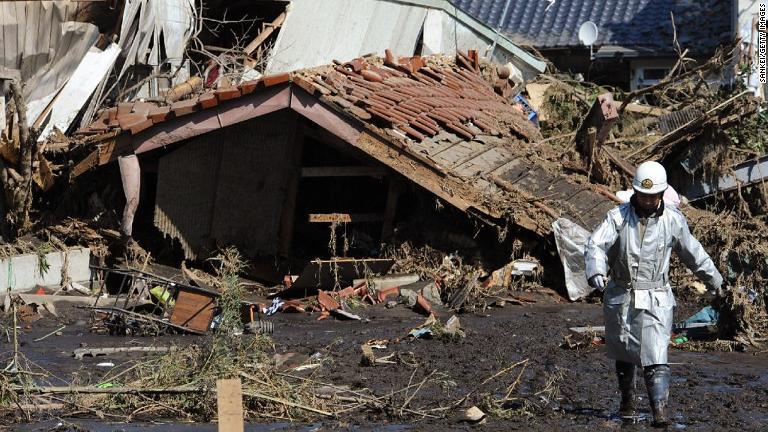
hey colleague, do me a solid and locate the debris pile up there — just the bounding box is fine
[518,45,768,344]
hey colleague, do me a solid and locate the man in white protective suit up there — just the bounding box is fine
[584,161,723,426]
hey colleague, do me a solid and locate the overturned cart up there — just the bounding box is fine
[86,266,268,336]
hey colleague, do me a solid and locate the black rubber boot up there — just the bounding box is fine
[644,364,671,427]
[616,360,636,417]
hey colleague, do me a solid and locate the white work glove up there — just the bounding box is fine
[588,274,606,291]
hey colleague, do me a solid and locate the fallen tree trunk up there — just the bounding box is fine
[12,385,334,417]
[12,386,199,394]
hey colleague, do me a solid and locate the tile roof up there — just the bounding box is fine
[297,50,541,144]
[76,51,620,234]
[79,51,540,145]
[450,0,731,54]
[78,72,291,136]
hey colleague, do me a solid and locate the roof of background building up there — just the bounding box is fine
[450,0,731,55]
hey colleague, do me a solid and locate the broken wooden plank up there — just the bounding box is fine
[308,213,384,223]
[73,346,176,360]
[71,149,100,177]
[686,153,768,201]
[623,103,669,117]
[602,147,635,177]
[14,386,200,395]
[170,288,217,333]
[301,166,386,177]
[243,12,287,56]
[574,92,619,156]
[217,379,244,432]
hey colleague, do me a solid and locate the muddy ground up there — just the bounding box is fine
[2,291,767,431]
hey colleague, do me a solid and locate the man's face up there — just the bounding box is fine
[636,192,663,212]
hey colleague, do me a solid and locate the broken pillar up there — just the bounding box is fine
[574,92,619,182]
[118,154,140,238]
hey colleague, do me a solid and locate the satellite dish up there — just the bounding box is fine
[578,21,599,46]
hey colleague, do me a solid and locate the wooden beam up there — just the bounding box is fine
[279,121,303,257]
[623,103,669,117]
[602,147,635,177]
[71,133,133,178]
[575,92,619,155]
[217,379,244,432]
[381,177,401,242]
[243,12,286,56]
[301,166,386,177]
[71,149,100,178]
[308,213,384,223]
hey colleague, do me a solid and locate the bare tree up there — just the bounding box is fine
[1,80,40,240]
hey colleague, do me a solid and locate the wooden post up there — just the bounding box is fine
[217,378,244,432]
[575,92,618,157]
[278,119,303,257]
[381,177,401,242]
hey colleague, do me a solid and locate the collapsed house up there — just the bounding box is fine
[0,0,550,287]
[3,3,768,428]
[70,52,617,275]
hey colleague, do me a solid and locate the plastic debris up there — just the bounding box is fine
[264,298,284,316]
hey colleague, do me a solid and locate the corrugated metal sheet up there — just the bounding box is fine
[267,0,426,74]
[266,0,545,78]
[39,43,121,139]
[118,0,195,68]
[117,0,196,95]
[686,154,768,201]
[658,106,702,135]
[0,2,77,73]
[155,111,299,259]
[0,1,99,125]
[209,112,297,256]
[155,134,221,259]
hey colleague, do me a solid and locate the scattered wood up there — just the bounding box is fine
[241,390,333,417]
[164,76,203,103]
[14,385,200,394]
[301,166,386,177]
[569,326,606,334]
[623,103,669,117]
[243,12,287,56]
[33,325,66,342]
[617,46,732,113]
[307,213,384,223]
[217,379,244,432]
[73,346,177,360]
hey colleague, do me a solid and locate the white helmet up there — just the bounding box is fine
[632,161,668,194]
